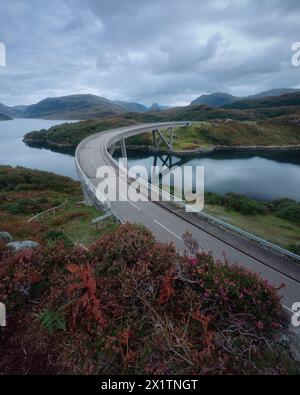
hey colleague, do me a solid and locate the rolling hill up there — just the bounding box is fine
[0,103,24,118]
[147,103,172,111]
[114,100,148,113]
[248,88,300,99]
[191,92,240,107]
[191,89,300,108]
[22,94,126,120]
[223,91,300,110]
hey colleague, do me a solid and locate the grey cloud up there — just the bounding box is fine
[0,0,300,106]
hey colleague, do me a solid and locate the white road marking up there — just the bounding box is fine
[126,199,141,210]
[153,219,183,241]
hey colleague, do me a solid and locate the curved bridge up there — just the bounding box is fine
[75,122,300,310]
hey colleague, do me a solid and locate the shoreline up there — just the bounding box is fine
[23,137,300,157]
[118,143,300,157]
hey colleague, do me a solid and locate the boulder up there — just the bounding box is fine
[6,240,40,252]
[0,231,13,243]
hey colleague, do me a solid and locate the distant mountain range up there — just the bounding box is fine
[0,95,171,120]
[1,88,300,120]
[190,89,300,108]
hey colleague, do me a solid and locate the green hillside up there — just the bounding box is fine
[224,91,300,110]
[23,117,137,150]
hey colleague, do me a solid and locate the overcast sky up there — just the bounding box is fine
[0,0,300,106]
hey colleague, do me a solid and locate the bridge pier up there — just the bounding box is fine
[82,185,93,206]
[152,127,174,152]
[120,137,127,158]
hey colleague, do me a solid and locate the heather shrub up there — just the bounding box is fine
[92,222,155,266]
[0,224,296,375]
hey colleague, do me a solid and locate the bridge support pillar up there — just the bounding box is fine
[120,138,127,158]
[82,186,93,206]
[152,127,174,152]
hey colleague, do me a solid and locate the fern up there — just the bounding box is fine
[66,263,106,330]
[39,309,66,333]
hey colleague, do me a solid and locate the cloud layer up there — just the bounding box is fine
[0,0,300,105]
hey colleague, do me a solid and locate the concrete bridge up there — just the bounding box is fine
[75,122,300,311]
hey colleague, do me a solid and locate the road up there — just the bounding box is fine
[75,122,300,312]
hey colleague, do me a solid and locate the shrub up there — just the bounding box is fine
[272,198,297,211]
[0,223,295,375]
[223,193,269,215]
[91,222,155,266]
[205,191,223,205]
[275,204,300,224]
[4,199,42,214]
[45,230,71,246]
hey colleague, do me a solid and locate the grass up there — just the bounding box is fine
[44,196,118,246]
[203,203,300,252]
[0,165,118,247]
[127,121,300,151]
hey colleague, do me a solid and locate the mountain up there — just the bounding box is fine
[223,91,300,110]
[114,100,148,113]
[122,104,260,123]
[22,94,125,120]
[191,89,300,108]
[0,103,25,118]
[147,103,171,112]
[191,92,240,107]
[248,88,300,99]
[0,113,12,120]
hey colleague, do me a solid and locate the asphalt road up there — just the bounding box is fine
[76,122,300,312]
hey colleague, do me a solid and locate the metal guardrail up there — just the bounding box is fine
[75,122,300,262]
[75,148,124,223]
[181,202,300,262]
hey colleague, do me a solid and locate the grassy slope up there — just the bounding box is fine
[204,204,300,252]
[127,121,300,151]
[0,165,117,247]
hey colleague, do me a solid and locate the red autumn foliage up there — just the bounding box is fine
[66,263,106,330]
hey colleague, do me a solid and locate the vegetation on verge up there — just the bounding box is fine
[0,165,117,247]
[0,223,297,375]
[204,192,300,253]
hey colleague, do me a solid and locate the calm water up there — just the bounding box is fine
[122,150,300,201]
[1,119,300,201]
[0,119,78,179]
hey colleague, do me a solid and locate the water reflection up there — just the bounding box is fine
[120,149,300,201]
